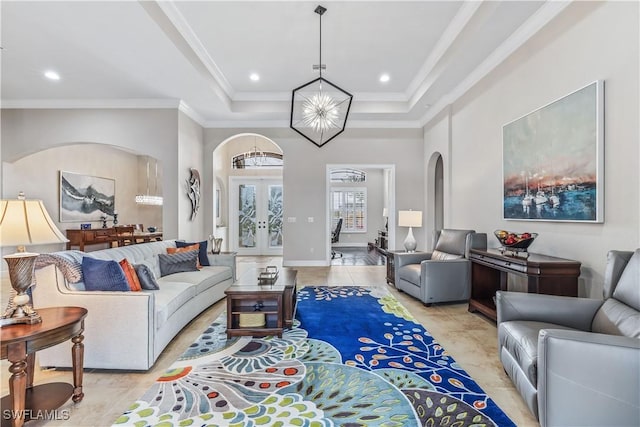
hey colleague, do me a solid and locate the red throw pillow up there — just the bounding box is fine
[119,258,142,292]
[167,244,202,269]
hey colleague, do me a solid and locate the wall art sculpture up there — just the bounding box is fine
[187,168,201,220]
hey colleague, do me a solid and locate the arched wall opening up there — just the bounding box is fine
[425,151,444,248]
[211,133,283,254]
[2,142,164,251]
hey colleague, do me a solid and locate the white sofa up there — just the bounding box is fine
[32,240,236,370]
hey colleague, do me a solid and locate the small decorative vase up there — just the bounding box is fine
[101,216,108,228]
[113,213,118,226]
[209,235,223,254]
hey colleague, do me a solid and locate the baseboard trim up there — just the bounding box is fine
[284,260,330,267]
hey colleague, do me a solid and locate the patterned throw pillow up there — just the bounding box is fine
[168,244,202,269]
[158,251,199,277]
[133,264,160,290]
[119,259,142,292]
[82,257,130,292]
[176,240,210,266]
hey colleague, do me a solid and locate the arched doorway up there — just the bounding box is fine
[426,152,444,247]
[212,134,283,255]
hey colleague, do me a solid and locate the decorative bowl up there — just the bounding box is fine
[494,230,538,252]
[147,226,157,233]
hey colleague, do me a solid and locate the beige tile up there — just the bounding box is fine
[0,258,538,426]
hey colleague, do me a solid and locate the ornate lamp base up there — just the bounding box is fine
[1,252,42,327]
[403,227,417,253]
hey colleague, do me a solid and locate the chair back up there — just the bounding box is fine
[432,229,475,259]
[332,218,343,244]
[115,225,135,235]
[592,249,640,338]
[115,225,135,246]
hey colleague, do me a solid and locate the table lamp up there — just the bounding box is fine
[398,210,422,253]
[0,193,68,326]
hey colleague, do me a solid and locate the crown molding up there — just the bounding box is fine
[0,99,181,109]
[419,0,572,128]
[141,0,233,108]
[406,1,482,107]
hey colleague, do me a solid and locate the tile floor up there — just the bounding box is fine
[1,256,538,426]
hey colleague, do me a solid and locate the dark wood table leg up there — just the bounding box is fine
[71,330,85,403]
[7,342,27,427]
[25,353,35,389]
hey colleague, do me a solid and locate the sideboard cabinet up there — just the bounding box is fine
[468,248,581,321]
[66,228,117,251]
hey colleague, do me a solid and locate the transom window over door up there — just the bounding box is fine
[331,188,367,232]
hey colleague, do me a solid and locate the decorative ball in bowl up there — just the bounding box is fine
[147,226,157,233]
[494,230,538,252]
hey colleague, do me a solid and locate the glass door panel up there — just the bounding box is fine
[238,184,257,249]
[268,185,283,249]
[231,178,283,255]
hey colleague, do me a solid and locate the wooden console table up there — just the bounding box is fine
[468,249,581,321]
[1,307,87,427]
[225,269,297,338]
[66,228,163,251]
[66,228,116,251]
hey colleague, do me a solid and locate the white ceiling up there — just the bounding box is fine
[1,1,570,128]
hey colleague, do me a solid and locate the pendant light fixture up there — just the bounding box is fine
[135,157,163,206]
[245,136,266,167]
[290,5,353,148]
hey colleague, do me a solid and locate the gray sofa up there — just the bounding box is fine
[33,240,236,370]
[395,229,487,305]
[496,249,640,426]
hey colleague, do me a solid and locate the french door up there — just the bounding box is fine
[230,177,283,255]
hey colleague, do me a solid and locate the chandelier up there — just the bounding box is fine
[244,138,266,167]
[135,157,163,206]
[290,5,353,148]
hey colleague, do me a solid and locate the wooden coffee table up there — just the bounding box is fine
[1,306,87,427]
[225,268,297,338]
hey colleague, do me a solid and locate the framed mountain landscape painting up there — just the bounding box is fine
[60,171,115,222]
[502,80,604,222]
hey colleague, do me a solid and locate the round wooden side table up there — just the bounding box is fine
[1,306,88,427]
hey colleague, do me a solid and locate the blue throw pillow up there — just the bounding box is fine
[133,264,160,290]
[82,257,130,292]
[176,240,210,266]
[158,251,199,277]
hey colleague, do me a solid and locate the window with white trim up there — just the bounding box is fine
[330,188,367,232]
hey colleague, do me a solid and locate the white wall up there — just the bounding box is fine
[1,108,180,238]
[177,111,205,242]
[204,128,424,265]
[425,1,640,297]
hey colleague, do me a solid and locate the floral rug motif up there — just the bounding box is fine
[113,286,514,426]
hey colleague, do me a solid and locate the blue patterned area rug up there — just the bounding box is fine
[113,286,514,426]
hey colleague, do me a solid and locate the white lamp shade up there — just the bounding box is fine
[398,210,422,228]
[0,199,68,247]
[382,208,389,217]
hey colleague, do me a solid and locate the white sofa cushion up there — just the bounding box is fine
[153,281,197,330]
[164,266,232,294]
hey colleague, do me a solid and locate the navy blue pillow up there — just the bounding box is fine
[176,240,210,266]
[133,264,160,290]
[82,257,130,292]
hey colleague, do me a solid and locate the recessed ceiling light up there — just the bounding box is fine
[379,74,390,83]
[44,70,61,81]
[249,73,260,82]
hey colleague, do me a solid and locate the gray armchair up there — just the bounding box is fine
[496,249,640,427]
[394,229,487,305]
